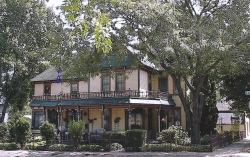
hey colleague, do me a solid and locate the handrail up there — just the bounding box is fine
[33,90,169,101]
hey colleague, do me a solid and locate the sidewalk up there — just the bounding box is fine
[0,137,249,157]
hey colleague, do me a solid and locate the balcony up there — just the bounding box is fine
[33,90,169,101]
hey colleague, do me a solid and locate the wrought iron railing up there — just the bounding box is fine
[33,90,169,101]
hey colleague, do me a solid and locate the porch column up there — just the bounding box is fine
[158,112,160,132]
[129,111,131,130]
[45,109,48,121]
[102,111,105,128]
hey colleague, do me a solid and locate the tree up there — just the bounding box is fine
[219,57,250,114]
[13,117,30,149]
[0,0,64,122]
[58,0,250,144]
[40,121,56,147]
[200,76,218,136]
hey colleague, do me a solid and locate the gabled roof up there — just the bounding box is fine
[30,67,58,82]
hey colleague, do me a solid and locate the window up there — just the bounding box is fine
[130,108,143,129]
[116,74,124,91]
[174,83,178,94]
[102,74,110,92]
[44,85,51,95]
[71,83,78,93]
[159,77,168,92]
[33,111,44,129]
[174,108,181,126]
[148,108,153,130]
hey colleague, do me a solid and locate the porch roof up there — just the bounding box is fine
[30,98,175,107]
[30,101,59,107]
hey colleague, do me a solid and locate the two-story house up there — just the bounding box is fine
[30,61,186,139]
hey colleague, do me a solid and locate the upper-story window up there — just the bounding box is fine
[174,83,178,94]
[71,83,78,94]
[102,74,110,92]
[44,84,51,95]
[116,73,124,91]
[174,108,181,126]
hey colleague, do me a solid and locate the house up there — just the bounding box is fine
[29,61,186,139]
[216,101,249,136]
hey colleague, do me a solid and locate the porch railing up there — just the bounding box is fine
[33,90,169,101]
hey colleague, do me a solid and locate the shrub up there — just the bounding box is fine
[0,123,8,142]
[8,111,23,142]
[68,120,85,149]
[143,143,211,152]
[110,143,123,151]
[161,125,191,145]
[13,117,31,149]
[101,131,126,146]
[40,121,56,147]
[200,134,211,145]
[77,144,103,152]
[4,143,19,150]
[125,129,147,151]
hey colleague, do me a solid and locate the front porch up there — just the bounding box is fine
[30,90,177,140]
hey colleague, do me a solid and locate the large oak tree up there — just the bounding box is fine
[58,0,250,144]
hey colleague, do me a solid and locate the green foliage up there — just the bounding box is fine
[40,121,56,146]
[7,111,23,142]
[143,143,211,152]
[13,117,31,149]
[200,135,211,145]
[0,0,62,122]
[47,144,102,152]
[200,76,218,136]
[160,125,190,145]
[101,131,126,146]
[125,129,147,151]
[68,120,85,149]
[110,143,123,151]
[0,123,8,142]
[3,143,19,150]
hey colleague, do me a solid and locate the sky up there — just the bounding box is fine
[46,0,63,14]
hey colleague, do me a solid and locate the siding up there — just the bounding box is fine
[34,84,43,96]
[90,75,101,92]
[140,70,148,91]
[89,109,102,131]
[126,70,138,90]
[112,108,125,131]
[79,81,88,92]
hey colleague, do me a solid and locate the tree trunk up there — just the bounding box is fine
[190,109,201,144]
[0,100,8,123]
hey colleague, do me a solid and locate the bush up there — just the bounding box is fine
[0,123,8,142]
[102,131,126,146]
[161,125,191,145]
[68,120,85,149]
[40,121,56,147]
[4,143,19,150]
[200,134,211,145]
[8,111,23,142]
[110,143,123,151]
[13,117,31,149]
[125,129,147,151]
[143,143,211,152]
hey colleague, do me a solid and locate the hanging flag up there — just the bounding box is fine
[56,71,62,83]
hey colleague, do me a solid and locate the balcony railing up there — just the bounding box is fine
[33,90,169,101]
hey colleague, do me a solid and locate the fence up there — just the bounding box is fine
[210,131,246,151]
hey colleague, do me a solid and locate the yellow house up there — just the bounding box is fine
[30,62,186,139]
